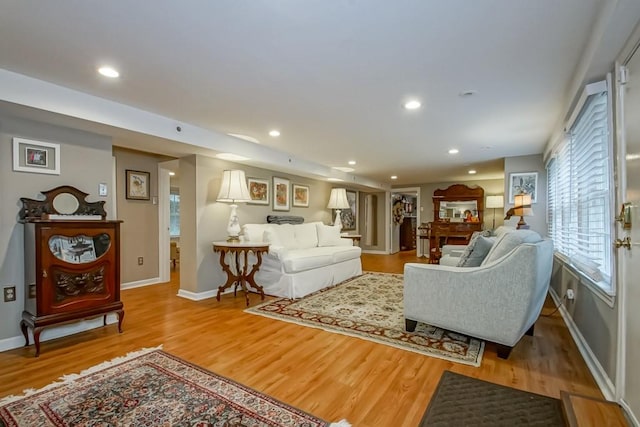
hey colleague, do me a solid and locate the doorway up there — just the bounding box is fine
[389,187,421,255]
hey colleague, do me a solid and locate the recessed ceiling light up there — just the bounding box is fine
[328,178,344,182]
[98,66,119,78]
[216,153,250,161]
[269,130,280,137]
[391,175,398,180]
[333,167,355,173]
[448,148,459,154]
[403,100,421,110]
[468,169,477,174]
[168,171,176,176]
[348,160,356,165]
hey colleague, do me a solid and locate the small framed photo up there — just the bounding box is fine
[247,177,270,205]
[509,172,538,204]
[292,184,310,208]
[126,170,151,200]
[273,177,290,211]
[12,137,60,175]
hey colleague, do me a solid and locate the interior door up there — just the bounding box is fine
[620,45,640,422]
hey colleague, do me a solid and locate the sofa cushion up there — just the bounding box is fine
[316,223,343,246]
[492,225,516,238]
[281,248,335,273]
[456,235,494,267]
[481,230,541,265]
[242,223,271,242]
[331,246,362,263]
[294,222,320,249]
[272,223,298,249]
[263,228,282,246]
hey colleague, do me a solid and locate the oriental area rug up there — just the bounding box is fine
[246,272,484,367]
[420,371,565,426]
[0,348,349,427]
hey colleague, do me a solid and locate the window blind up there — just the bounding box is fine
[546,83,612,287]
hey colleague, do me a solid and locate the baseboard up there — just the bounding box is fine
[176,288,219,301]
[549,288,617,401]
[361,250,388,255]
[619,398,640,427]
[0,314,118,353]
[121,277,162,290]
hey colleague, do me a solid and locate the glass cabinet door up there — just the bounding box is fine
[48,233,111,264]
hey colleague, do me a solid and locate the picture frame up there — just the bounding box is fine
[12,137,61,175]
[126,170,151,200]
[272,177,290,211]
[508,172,538,204]
[247,177,270,205]
[292,184,310,208]
[340,189,358,230]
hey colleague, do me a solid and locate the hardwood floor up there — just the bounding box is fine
[0,252,602,426]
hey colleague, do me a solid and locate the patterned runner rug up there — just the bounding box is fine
[246,272,484,366]
[420,371,566,426]
[0,348,349,426]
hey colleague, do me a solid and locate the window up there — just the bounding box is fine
[169,191,180,237]
[546,80,613,292]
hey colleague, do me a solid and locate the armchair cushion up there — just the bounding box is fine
[481,230,541,265]
[456,235,494,267]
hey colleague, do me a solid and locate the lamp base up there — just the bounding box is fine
[333,209,343,230]
[226,235,241,243]
[516,216,529,230]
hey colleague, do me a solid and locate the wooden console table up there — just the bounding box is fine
[213,242,269,306]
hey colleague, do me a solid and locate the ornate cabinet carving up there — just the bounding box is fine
[19,186,124,356]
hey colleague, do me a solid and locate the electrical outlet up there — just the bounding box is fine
[4,286,16,302]
[566,289,575,300]
[138,257,144,266]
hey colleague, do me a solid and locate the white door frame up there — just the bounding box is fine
[157,162,171,283]
[388,187,422,255]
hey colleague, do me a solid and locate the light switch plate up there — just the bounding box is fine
[99,183,108,196]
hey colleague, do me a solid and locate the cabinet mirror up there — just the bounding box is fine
[48,233,111,264]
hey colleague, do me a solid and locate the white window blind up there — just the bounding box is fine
[546,81,612,289]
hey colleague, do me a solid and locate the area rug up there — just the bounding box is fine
[420,371,566,426]
[245,272,484,366]
[0,347,349,426]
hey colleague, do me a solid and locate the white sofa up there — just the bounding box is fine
[241,222,362,299]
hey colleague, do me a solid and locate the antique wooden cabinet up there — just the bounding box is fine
[19,186,124,356]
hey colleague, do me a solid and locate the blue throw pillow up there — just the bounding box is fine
[457,235,494,267]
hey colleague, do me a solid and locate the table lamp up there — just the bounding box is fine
[513,193,533,229]
[327,188,350,229]
[216,170,251,242]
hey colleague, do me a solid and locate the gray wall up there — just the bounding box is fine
[0,115,113,341]
[359,191,386,252]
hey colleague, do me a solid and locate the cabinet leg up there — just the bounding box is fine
[20,320,29,346]
[405,318,418,332]
[117,310,125,333]
[33,327,43,357]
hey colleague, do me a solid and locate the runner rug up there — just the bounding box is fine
[0,348,349,426]
[245,272,484,366]
[420,371,566,426]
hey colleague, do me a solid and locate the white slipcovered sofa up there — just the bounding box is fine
[241,222,362,299]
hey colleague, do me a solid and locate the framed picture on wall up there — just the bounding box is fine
[508,172,538,204]
[247,177,269,205]
[292,184,310,207]
[12,137,61,175]
[273,177,290,211]
[340,190,358,230]
[126,169,151,200]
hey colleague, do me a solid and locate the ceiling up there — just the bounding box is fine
[0,0,629,186]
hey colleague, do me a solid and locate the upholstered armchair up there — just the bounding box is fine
[403,230,553,358]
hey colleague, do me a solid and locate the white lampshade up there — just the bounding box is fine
[217,170,251,203]
[486,195,504,209]
[217,170,251,242]
[513,193,533,216]
[327,188,350,209]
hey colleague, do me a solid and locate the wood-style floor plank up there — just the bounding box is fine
[0,251,602,426]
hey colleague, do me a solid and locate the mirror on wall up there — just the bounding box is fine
[438,200,479,222]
